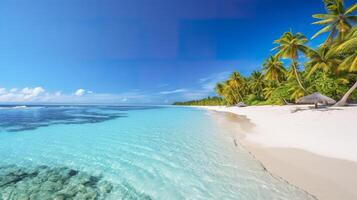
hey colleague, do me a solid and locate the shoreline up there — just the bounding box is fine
[200,105,357,200]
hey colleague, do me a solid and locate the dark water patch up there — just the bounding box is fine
[0,106,130,132]
[0,165,113,200]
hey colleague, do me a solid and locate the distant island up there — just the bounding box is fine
[174,0,357,107]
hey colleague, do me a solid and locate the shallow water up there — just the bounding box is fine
[0,106,314,199]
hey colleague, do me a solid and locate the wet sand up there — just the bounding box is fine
[246,145,357,200]
[207,109,357,200]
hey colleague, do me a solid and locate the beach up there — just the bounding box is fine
[201,105,357,200]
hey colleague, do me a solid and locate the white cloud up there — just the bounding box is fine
[74,89,95,96]
[0,87,45,102]
[75,89,86,96]
[0,83,218,104]
[0,86,154,104]
[159,89,187,95]
[21,87,45,100]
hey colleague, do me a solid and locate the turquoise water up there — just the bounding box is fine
[0,106,314,199]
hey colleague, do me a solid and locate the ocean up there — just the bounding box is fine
[0,105,314,199]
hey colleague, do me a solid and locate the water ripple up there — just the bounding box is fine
[0,106,315,199]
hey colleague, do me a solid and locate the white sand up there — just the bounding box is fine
[202,105,357,163]
[200,105,357,200]
[245,146,357,200]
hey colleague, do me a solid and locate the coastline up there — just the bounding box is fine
[200,105,357,200]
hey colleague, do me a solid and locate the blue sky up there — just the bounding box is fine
[0,0,353,104]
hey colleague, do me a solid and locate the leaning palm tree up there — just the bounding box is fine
[273,31,310,92]
[333,26,357,106]
[305,46,341,78]
[262,56,287,83]
[222,80,238,105]
[215,81,234,105]
[312,0,357,44]
[228,72,245,102]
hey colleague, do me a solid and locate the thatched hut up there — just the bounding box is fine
[235,102,247,107]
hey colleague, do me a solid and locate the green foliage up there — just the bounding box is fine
[269,84,292,105]
[262,56,286,83]
[305,46,341,77]
[308,72,349,99]
[244,94,260,105]
[173,97,224,106]
[174,0,357,107]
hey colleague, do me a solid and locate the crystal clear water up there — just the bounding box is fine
[0,106,314,199]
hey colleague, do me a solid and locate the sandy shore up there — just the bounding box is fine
[201,105,357,200]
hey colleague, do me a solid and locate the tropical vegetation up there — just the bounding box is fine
[174,0,357,106]
[173,97,224,106]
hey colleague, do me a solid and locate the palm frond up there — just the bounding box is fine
[312,14,335,19]
[350,55,357,72]
[345,3,357,14]
[311,25,332,39]
[312,18,335,25]
[336,38,357,52]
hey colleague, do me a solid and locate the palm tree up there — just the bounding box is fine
[223,80,238,105]
[262,56,286,83]
[215,83,225,97]
[273,31,310,91]
[286,63,297,81]
[333,26,357,106]
[312,0,357,44]
[263,83,276,100]
[228,72,245,102]
[305,46,341,78]
[288,81,306,101]
[249,71,265,97]
[215,81,234,105]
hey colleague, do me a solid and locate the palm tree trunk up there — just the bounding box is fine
[230,86,243,103]
[237,91,244,102]
[228,87,239,104]
[292,60,306,92]
[232,93,240,104]
[334,81,357,107]
[282,98,289,105]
